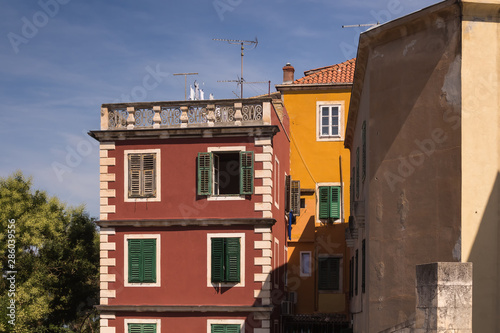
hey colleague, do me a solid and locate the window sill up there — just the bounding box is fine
[124,197,161,203]
[210,282,243,288]
[207,195,246,201]
[316,136,344,142]
[125,282,161,287]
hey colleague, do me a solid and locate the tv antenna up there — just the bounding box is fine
[213,38,258,98]
[217,77,270,98]
[342,23,379,28]
[173,72,198,100]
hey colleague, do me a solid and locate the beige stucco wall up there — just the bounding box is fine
[461,3,500,332]
[350,4,464,332]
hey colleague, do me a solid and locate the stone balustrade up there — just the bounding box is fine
[100,99,270,131]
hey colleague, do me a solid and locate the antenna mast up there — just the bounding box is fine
[213,38,258,98]
[342,23,379,28]
[173,72,198,100]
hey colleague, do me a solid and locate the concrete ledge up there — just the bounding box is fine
[95,305,273,313]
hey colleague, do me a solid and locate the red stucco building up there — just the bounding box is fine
[90,95,290,333]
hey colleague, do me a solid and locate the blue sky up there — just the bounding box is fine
[0,0,440,218]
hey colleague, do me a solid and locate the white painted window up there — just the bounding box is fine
[124,234,161,287]
[124,319,161,333]
[300,251,312,277]
[206,233,246,287]
[316,101,344,141]
[274,238,279,287]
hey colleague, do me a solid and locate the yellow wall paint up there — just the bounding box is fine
[282,87,352,316]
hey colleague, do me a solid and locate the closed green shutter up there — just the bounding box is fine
[211,324,240,333]
[142,239,156,283]
[330,187,341,219]
[212,238,240,283]
[318,257,340,291]
[128,239,156,283]
[319,186,330,219]
[198,152,213,195]
[211,238,224,283]
[128,323,156,333]
[225,238,240,282]
[225,325,241,333]
[128,239,142,283]
[239,151,254,194]
[211,325,225,333]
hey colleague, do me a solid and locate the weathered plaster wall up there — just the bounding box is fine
[461,2,500,332]
[353,5,463,332]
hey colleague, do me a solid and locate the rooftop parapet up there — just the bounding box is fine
[100,98,272,131]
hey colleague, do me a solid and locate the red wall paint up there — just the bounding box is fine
[107,137,263,220]
[107,226,262,306]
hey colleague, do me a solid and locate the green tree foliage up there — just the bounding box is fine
[0,172,99,332]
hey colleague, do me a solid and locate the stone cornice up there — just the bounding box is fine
[89,125,279,142]
[96,305,273,313]
[96,218,277,228]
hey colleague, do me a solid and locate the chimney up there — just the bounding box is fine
[282,63,295,84]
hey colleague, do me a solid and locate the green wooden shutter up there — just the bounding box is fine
[211,238,224,283]
[142,239,156,283]
[318,257,329,290]
[129,154,141,197]
[330,187,341,219]
[198,152,212,195]
[211,324,225,333]
[142,153,156,197]
[128,239,156,283]
[128,239,142,283]
[319,186,330,219]
[284,175,291,212]
[239,151,254,194]
[225,238,240,282]
[318,257,340,291]
[225,324,241,333]
[128,324,156,333]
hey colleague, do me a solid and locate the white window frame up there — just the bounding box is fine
[124,234,161,287]
[316,101,344,141]
[317,254,343,294]
[274,157,280,208]
[207,319,245,333]
[207,233,246,287]
[206,146,247,201]
[300,251,312,277]
[124,149,161,202]
[316,182,344,224]
[124,319,161,333]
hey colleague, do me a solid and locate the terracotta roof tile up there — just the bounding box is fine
[293,58,356,85]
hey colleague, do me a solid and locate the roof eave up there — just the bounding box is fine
[344,0,459,149]
[276,82,353,92]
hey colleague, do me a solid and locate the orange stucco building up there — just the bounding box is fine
[276,59,354,330]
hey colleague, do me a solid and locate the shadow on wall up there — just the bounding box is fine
[467,172,500,332]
